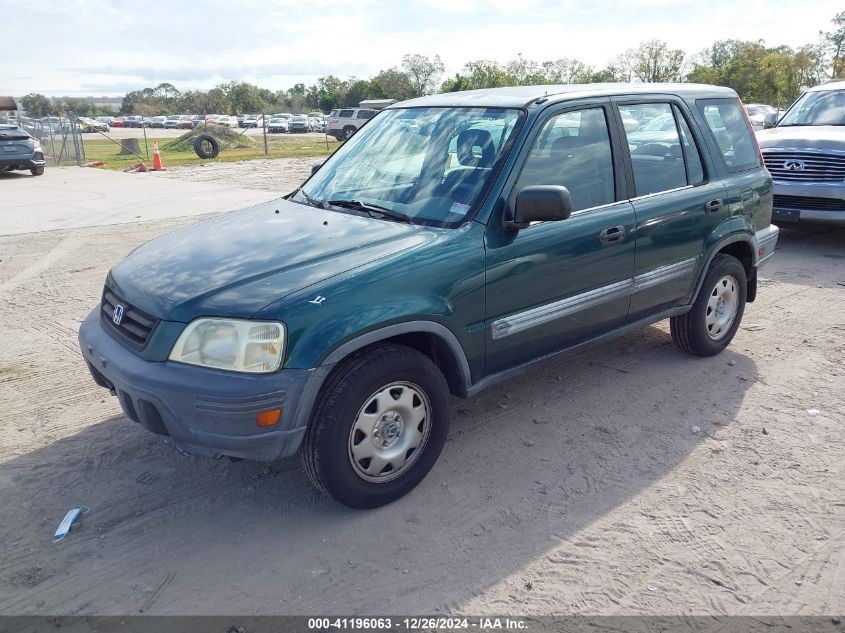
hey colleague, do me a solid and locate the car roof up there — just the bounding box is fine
[808,79,845,92]
[392,83,737,109]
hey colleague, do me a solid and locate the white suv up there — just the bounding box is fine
[326,108,377,141]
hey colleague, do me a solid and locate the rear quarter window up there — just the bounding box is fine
[696,98,760,172]
[338,109,354,118]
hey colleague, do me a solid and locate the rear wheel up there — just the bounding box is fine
[300,344,450,508]
[671,254,747,356]
[342,125,356,140]
[30,166,44,176]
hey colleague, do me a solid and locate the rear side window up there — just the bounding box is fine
[620,103,708,196]
[675,109,705,185]
[338,109,354,118]
[357,109,376,120]
[696,98,760,171]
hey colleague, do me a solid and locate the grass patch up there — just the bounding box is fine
[44,132,338,170]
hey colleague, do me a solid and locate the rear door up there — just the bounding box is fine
[613,98,728,320]
[696,98,772,231]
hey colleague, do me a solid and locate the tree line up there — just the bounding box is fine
[19,10,844,118]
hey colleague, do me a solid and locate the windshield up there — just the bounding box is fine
[296,106,523,228]
[779,89,845,126]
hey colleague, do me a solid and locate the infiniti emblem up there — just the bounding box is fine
[783,159,805,171]
[112,304,125,325]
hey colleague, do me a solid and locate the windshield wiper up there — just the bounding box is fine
[327,199,413,223]
[289,187,325,209]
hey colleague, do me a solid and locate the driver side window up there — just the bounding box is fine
[515,108,615,212]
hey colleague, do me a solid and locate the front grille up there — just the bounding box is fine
[101,285,158,347]
[763,151,845,182]
[773,194,845,212]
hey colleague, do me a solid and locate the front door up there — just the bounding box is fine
[484,103,636,374]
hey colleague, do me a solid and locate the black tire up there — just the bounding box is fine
[300,344,451,509]
[193,133,219,159]
[342,125,357,140]
[30,166,44,176]
[671,254,747,357]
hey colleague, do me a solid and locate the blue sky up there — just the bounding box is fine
[0,0,841,96]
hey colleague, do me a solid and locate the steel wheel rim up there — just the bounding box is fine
[348,381,431,483]
[705,274,739,340]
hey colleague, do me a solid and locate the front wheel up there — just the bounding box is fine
[671,254,747,356]
[300,344,451,508]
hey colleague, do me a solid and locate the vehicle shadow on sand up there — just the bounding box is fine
[0,325,757,615]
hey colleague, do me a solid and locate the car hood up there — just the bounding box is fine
[756,125,845,151]
[108,198,439,322]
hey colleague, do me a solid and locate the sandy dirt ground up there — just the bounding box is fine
[0,160,843,616]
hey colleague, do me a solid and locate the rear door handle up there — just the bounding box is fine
[599,225,625,245]
[705,198,723,213]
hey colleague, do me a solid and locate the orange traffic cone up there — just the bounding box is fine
[152,140,164,171]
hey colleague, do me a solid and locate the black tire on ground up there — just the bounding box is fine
[300,344,451,509]
[671,254,747,357]
[342,125,357,140]
[30,166,44,176]
[193,133,220,159]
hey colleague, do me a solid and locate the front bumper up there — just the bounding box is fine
[78,309,328,461]
[771,179,845,226]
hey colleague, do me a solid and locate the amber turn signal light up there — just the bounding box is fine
[256,409,282,427]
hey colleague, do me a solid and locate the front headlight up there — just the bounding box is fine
[169,318,286,374]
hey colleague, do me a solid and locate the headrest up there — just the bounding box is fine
[457,129,495,168]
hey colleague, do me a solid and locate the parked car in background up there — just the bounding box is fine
[267,117,289,133]
[79,117,109,133]
[326,107,377,140]
[79,84,777,508]
[242,114,264,128]
[39,116,70,133]
[163,115,182,129]
[0,124,46,175]
[745,103,778,130]
[214,115,239,128]
[757,80,845,226]
[177,115,195,129]
[110,118,126,128]
[191,115,205,127]
[149,116,166,128]
[288,114,311,133]
[309,116,325,132]
[124,115,145,128]
[237,115,246,128]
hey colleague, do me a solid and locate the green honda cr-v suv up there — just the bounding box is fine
[79,83,778,508]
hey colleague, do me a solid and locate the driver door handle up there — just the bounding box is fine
[599,225,625,245]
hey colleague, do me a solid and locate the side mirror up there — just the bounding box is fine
[763,112,778,129]
[504,185,573,231]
